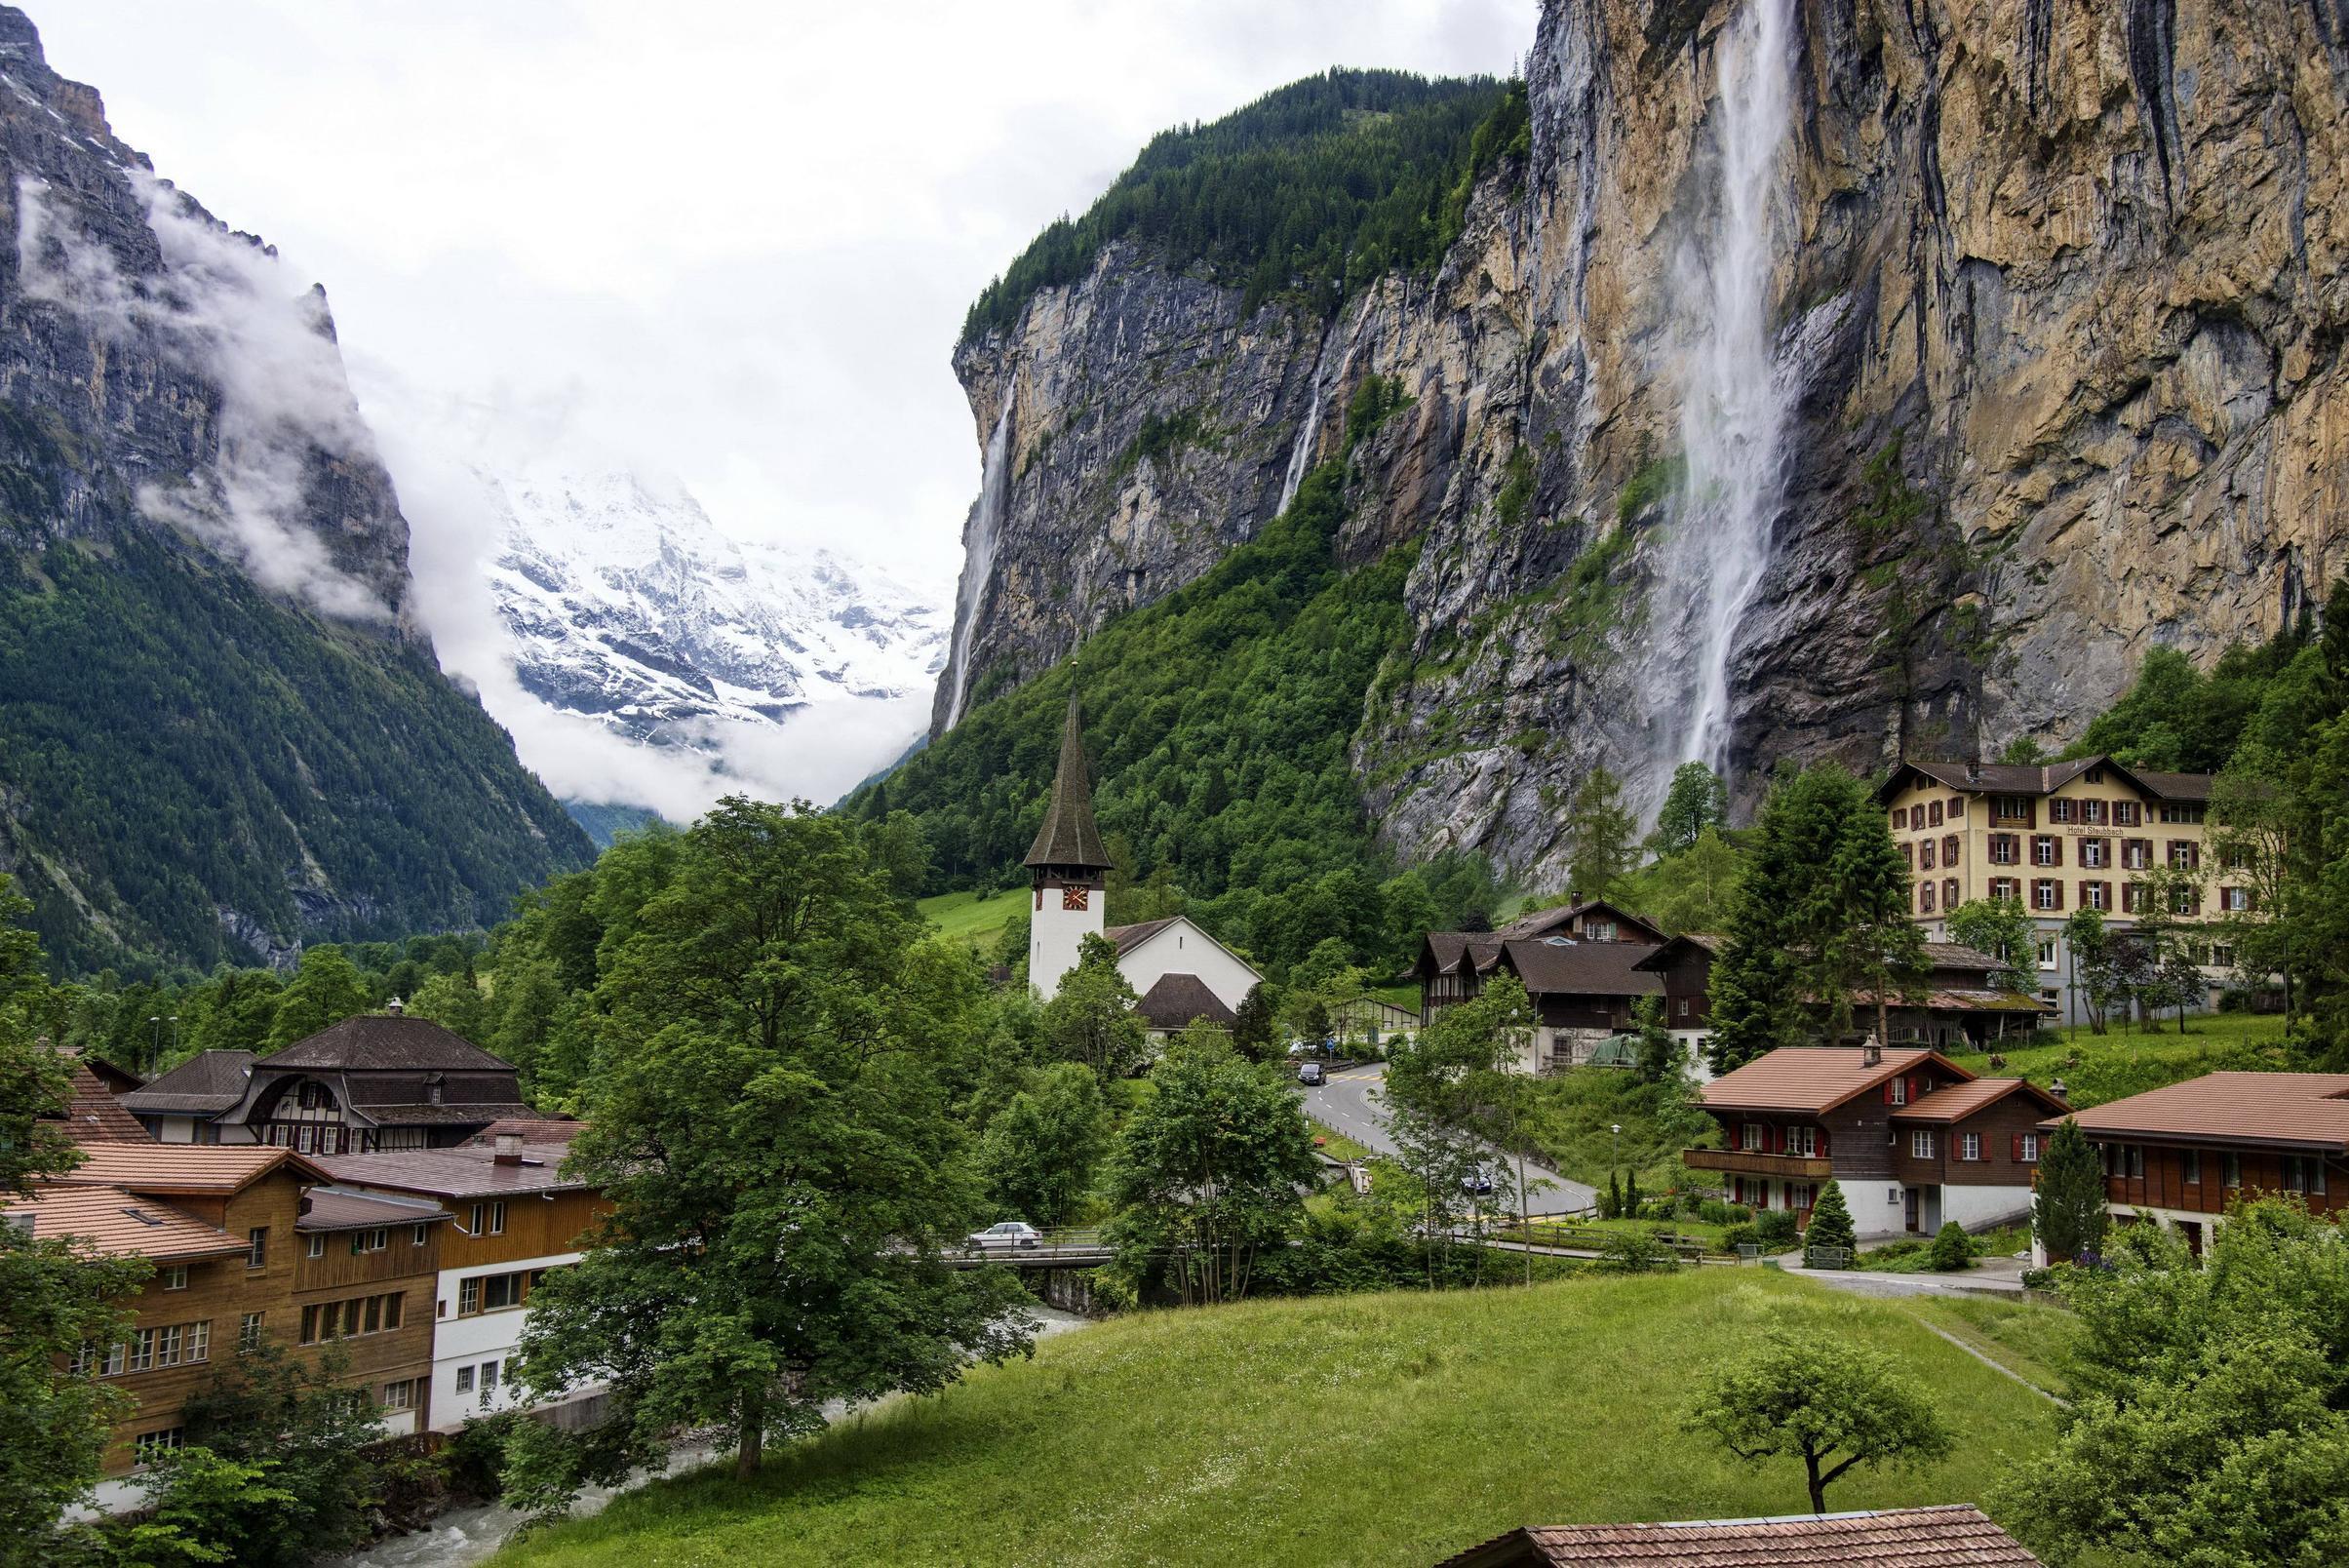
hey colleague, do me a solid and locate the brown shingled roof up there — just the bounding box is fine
[1103,918,1178,957]
[1896,1078,2068,1124]
[1134,973,1238,1032]
[1498,940,1662,1000]
[119,1050,254,1116]
[1701,1047,1969,1115]
[2045,1072,2349,1152]
[1023,695,1111,870]
[260,1015,512,1073]
[1439,1505,2039,1566]
[317,1146,588,1199]
[51,1056,151,1144]
[54,1143,330,1196]
[4,1184,250,1262]
[1881,756,2212,806]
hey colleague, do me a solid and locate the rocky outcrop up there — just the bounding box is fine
[945,0,2348,886]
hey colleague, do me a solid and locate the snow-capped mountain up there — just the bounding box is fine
[483,471,948,756]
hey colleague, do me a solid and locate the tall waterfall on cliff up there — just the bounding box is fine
[943,387,1016,730]
[1670,0,1796,776]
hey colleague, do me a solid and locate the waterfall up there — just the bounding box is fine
[1276,386,1323,517]
[1671,0,1796,776]
[942,385,1016,731]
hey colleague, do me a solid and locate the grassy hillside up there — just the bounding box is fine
[496,1272,2060,1568]
[919,886,1028,952]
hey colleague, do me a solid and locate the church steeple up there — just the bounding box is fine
[1026,693,1110,998]
[1024,694,1111,872]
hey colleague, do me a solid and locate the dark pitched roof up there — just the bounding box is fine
[467,1116,586,1148]
[1501,899,1668,945]
[1024,695,1111,870]
[1498,939,1663,1000]
[120,1050,255,1116]
[1439,1505,2039,1567]
[49,1054,151,1144]
[350,1101,538,1127]
[1632,933,1724,972]
[317,1146,590,1199]
[1701,1047,1971,1115]
[260,1015,513,1074]
[1881,755,2212,805]
[1104,919,1177,957]
[1921,941,2010,974]
[1134,973,1238,1032]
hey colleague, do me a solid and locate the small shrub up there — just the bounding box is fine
[1722,1222,1759,1252]
[1697,1198,1734,1226]
[1927,1221,1977,1272]
[1599,1229,1675,1274]
[1753,1210,1799,1249]
[444,1412,527,1503]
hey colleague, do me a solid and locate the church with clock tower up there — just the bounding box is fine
[1025,697,1263,1039]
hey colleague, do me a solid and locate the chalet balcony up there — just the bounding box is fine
[1683,1148,1833,1181]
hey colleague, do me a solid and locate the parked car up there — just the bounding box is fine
[966,1221,1043,1251]
[1297,1061,1326,1086]
[1460,1166,1496,1196]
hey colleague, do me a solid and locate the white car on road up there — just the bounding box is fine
[966,1221,1043,1251]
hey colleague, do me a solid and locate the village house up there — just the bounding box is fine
[2037,1071,2349,1261]
[1025,698,1262,1031]
[292,1186,450,1436]
[1439,1505,2038,1567]
[121,1003,537,1153]
[1415,899,1666,1071]
[5,1144,335,1505]
[1683,1045,2066,1237]
[1633,935,2053,1058]
[1878,757,2242,1024]
[319,1124,607,1431]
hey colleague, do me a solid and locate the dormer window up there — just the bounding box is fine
[426,1076,444,1106]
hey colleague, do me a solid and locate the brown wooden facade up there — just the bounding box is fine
[291,1213,445,1430]
[437,1188,606,1273]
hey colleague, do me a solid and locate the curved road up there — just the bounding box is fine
[1301,1064,1596,1216]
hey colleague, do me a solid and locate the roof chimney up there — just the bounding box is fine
[493,1132,523,1166]
[1967,760,1981,784]
[2049,1078,2069,1103]
[385,997,405,1016]
[1862,1039,1883,1068]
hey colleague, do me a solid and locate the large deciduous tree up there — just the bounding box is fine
[1682,1328,1952,1513]
[1041,932,1149,1082]
[1105,1026,1317,1306]
[977,1062,1107,1229]
[508,800,1030,1497]
[1646,761,1728,856]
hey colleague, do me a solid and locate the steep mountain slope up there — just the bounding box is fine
[933,3,2348,888]
[0,8,592,973]
[485,470,945,755]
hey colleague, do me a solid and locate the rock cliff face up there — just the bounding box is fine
[0,8,592,972]
[936,0,2348,885]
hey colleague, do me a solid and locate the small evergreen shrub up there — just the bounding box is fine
[1927,1221,1977,1272]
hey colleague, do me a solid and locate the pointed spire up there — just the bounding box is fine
[1024,692,1111,870]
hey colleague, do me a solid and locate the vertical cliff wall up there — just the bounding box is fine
[940,0,2347,886]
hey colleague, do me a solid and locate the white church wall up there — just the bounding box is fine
[1116,920,1259,1013]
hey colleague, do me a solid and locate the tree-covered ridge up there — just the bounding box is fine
[0,529,594,976]
[960,68,1508,341]
[842,463,1479,977]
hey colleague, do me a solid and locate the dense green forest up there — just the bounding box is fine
[840,460,1492,979]
[961,68,1514,340]
[0,528,594,977]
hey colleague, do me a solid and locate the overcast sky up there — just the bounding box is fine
[38,1,1530,808]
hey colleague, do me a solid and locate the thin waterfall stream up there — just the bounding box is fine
[941,385,1016,730]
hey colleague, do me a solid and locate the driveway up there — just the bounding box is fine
[1299,1064,1596,1215]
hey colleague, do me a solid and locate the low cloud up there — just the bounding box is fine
[16,172,393,620]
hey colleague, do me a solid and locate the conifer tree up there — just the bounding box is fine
[2033,1117,2108,1264]
[1565,764,1637,899]
[1804,1181,1858,1261]
[1230,982,1276,1062]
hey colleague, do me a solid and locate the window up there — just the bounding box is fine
[1892,807,1908,830]
[2173,884,2202,917]
[1676,997,1692,1019]
[2284,1156,2329,1196]
[1993,795,2033,824]
[2169,840,2199,871]
[1928,800,1944,827]
[1990,877,2020,901]
[2212,944,2236,967]
[460,1271,531,1315]
[186,1321,209,1363]
[239,1313,264,1352]
[296,1125,315,1154]
[1948,796,1965,819]
[2083,881,2110,911]
[1888,1078,1907,1107]
[2114,800,2141,826]
[2183,1151,2202,1185]
[479,1359,500,1394]
[74,1341,127,1377]
[2080,837,2109,868]
[2220,885,2251,913]
[382,1378,417,1411]
[1920,882,1937,914]
[2032,835,2061,867]
[247,1228,268,1269]
[133,1429,184,1466]
[1901,841,1915,869]
[1785,1125,1817,1157]
[2081,798,2107,825]
[2050,798,2077,824]
[459,1276,481,1315]
[161,1265,188,1291]
[2085,767,2105,784]
[412,1223,430,1246]
[306,1235,327,1260]
[2033,879,2063,911]
[1942,834,1961,866]
[1943,878,1960,911]
[1988,833,2020,865]
[467,1200,509,1236]
[454,1364,474,1393]
[2118,1145,2145,1179]
[2223,1152,2242,1189]
[2123,838,2152,869]
[1586,920,1616,941]
[299,1292,405,1344]
[1910,1130,1936,1158]
[2037,937,2058,968]
[1920,840,1937,871]
[349,1227,388,1255]
[1741,1123,1763,1152]
[2161,803,2206,824]
[2122,882,2144,914]
[1958,1133,1981,1161]
[2017,1134,2042,1163]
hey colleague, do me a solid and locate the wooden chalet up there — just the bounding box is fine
[1634,936,2052,1052]
[1439,1505,2038,1567]
[1416,899,1665,1071]
[1685,1045,2066,1237]
[2040,1071,2349,1259]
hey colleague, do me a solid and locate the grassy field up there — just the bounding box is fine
[495,1272,2059,1568]
[918,886,1028,952]
[1305,1118,1373,1162]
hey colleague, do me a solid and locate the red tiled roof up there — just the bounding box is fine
[468,1117,586,1147]
[1701,1048,1971,1115]
[54,1143,329,1196]
[317,1146,587,1198]
[53,1058,152,1144]
[1896,1078,2068,1124]
[4,1183,249,1262]
[1439,1506,2040,1566]
[2046,1072,2349,1152]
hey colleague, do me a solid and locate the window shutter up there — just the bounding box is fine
[1816,1125,1829,1156]
[1883,1082,1895,1105]
[2011,1133,2023,1161]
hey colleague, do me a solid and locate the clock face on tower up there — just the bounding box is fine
[1063,886,1089,911]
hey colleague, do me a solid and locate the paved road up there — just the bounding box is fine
[1299,1064,1596,1215]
